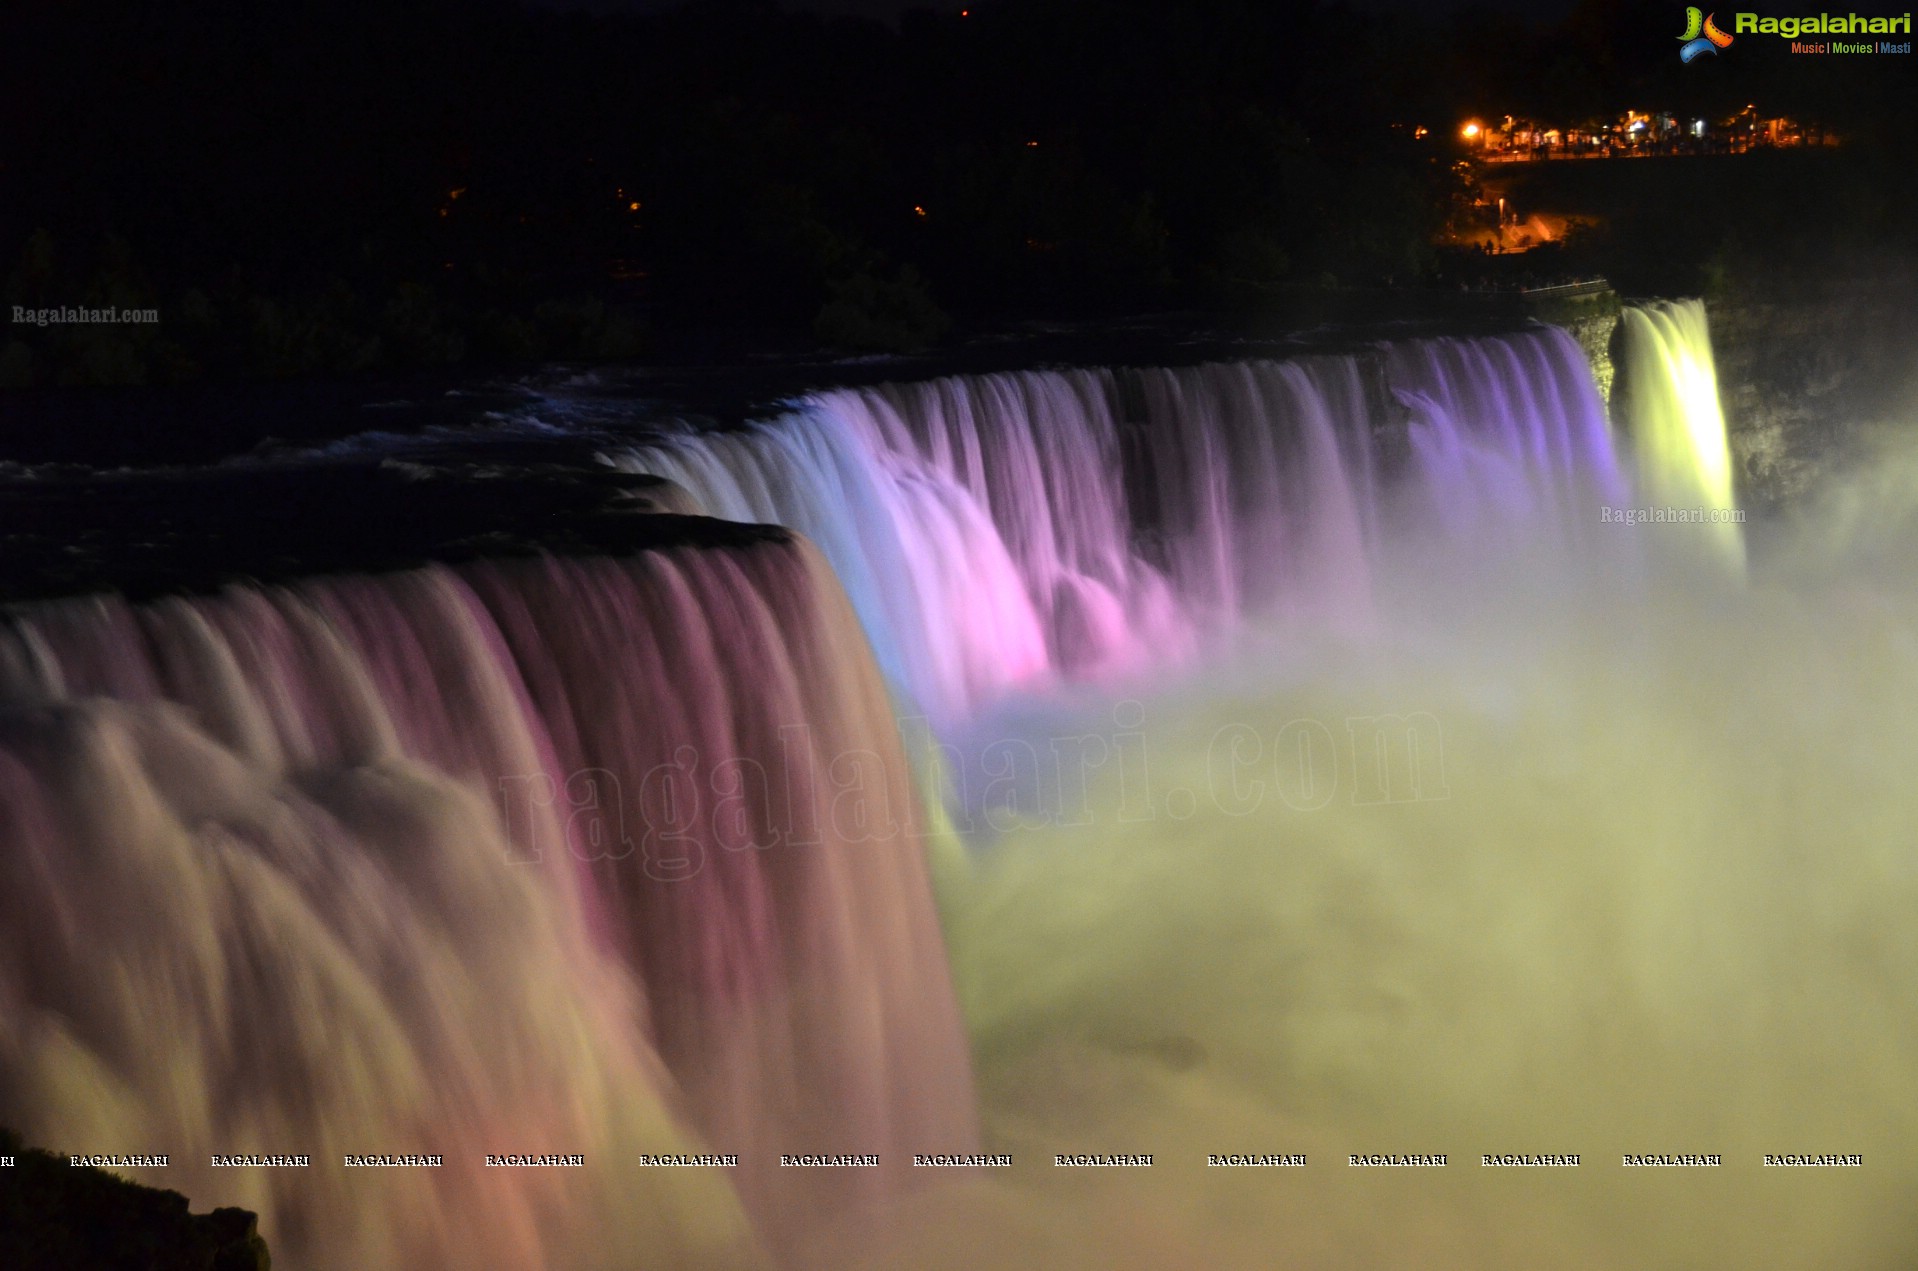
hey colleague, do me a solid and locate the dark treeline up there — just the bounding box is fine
[1,0,1914,383]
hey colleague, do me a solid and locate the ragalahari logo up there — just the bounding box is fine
[1679,8,1736,60]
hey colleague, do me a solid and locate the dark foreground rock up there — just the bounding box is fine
[0,1129,269,1271]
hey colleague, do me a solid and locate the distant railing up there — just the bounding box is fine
[1518,279,1612,301]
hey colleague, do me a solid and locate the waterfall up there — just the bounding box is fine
[605,412,1050,730]
[1611,298,1746,570]
[0,536,974,1268]
[607,324,1624,726]
[0,309,1797,1269]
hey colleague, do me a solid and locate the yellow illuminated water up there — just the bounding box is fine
[1613,299,1747,573]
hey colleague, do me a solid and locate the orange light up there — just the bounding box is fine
[913,205,927,217]
[1026,139,1038,147]
[1462,122,1481,140]
[438,208,449,218]
[628,201,641,211]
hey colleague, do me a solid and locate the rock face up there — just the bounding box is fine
[0,1130,270,1271]
[1704,281,1918,518]
[1555,276,1916,519]
[1553,304,1620,405]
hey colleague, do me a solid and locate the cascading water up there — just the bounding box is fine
[453,548,977,1234]
[0,581,740,1271]
[7,307,1913,1271]
[607,324,1624,725]
[1385,323,1628,533]
[0,535,974,1267]
[1611,297,1746,570]
[606,412,1050,730]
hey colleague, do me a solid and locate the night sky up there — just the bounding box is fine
[2,0,1913,394]
[553,0,1586,20]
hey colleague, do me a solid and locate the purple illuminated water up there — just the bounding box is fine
[608,325,1625,724]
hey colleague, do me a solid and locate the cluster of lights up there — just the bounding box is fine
[1453,103,1802,157]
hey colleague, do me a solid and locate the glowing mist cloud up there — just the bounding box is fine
[856,425,1918,1271]
[891,494,1918,1268]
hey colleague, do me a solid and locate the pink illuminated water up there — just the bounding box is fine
[0,539,972,1267]
[609,325,1624,723]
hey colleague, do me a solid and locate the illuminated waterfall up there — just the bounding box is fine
[604,412,1051,729]
[1612,298,1745,570]
[0,536,974,1268]
[608,324,1623,723]
[5,307,1882,1271]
